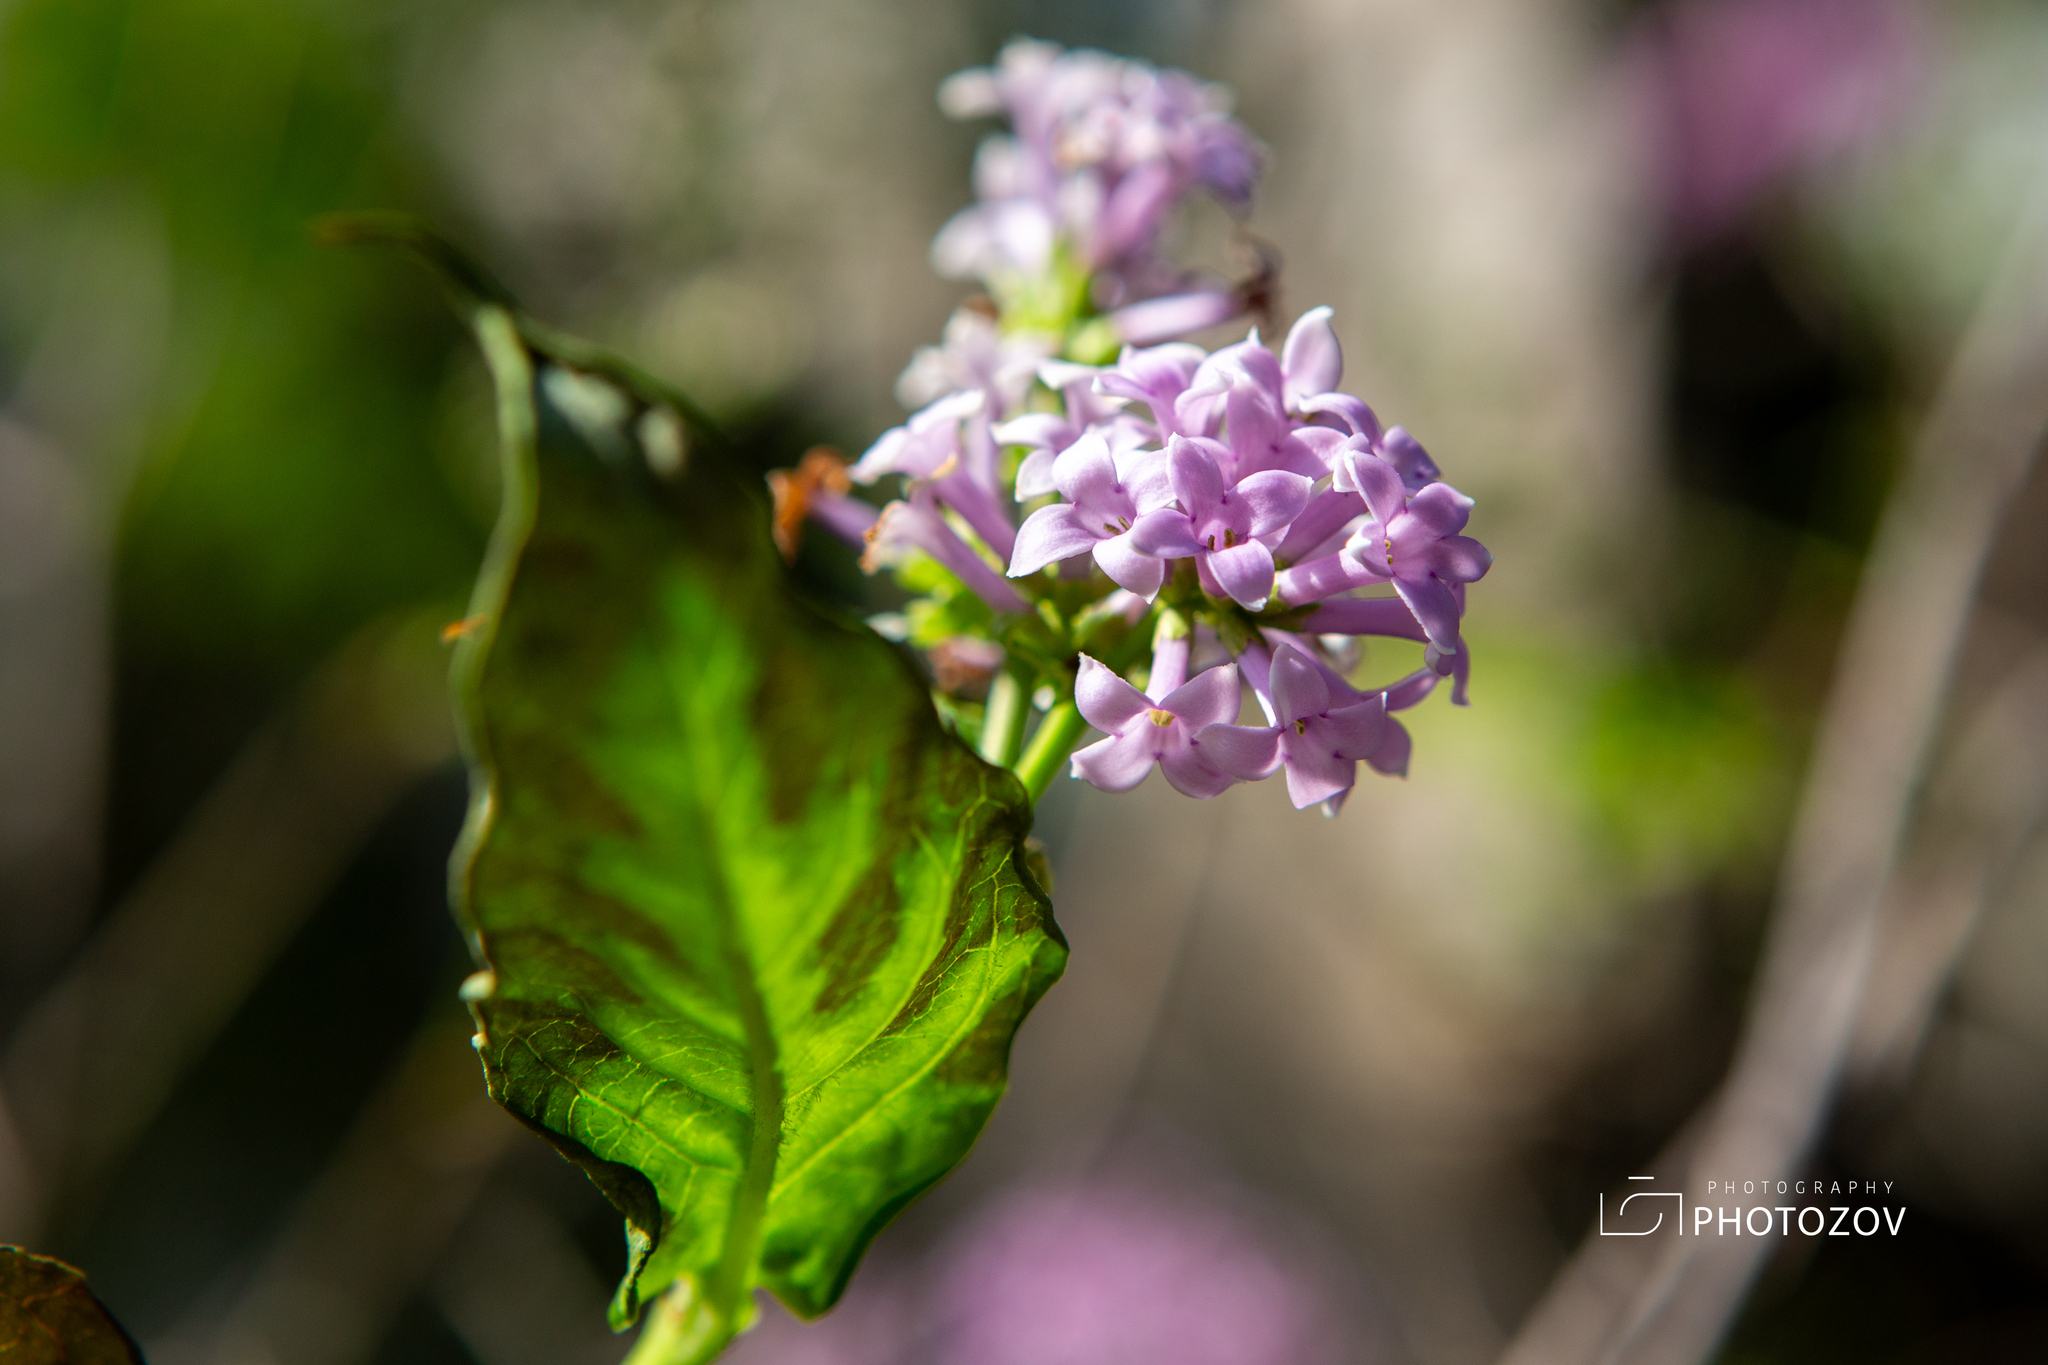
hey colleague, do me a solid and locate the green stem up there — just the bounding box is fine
[620,1281,724,1365]
[446,306,538,954]
[978,666,1031,768]
[1014,701,1089,804]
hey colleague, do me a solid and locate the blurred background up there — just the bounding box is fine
[3,0,2047,1362]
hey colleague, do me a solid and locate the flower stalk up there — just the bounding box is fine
[1015,701,1090,804]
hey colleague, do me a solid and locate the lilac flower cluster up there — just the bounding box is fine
[775,44,1491,815]
[932,39,1264,348]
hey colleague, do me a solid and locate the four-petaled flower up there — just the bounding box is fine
[999,359,1155,500]
[1128,436,1311,610]
[1201,645,1388,810]
[1009,431,1174,598]
[1092,342,1209,439]
[1070,655,1241,797]
[1335,446,1493,651]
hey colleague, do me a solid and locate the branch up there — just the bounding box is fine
[0,611,455,1241]
[1500,195,2048,1365]
[1847,638,2048,1092]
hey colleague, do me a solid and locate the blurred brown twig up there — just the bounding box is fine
[145,1004,517,1365]
[1501,192,2048,1365]
[0,610,457,1243]
[1847,637,2048,1093]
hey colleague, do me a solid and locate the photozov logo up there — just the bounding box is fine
[1599,1176,1684,1236]
[1598,1176,1906,1237]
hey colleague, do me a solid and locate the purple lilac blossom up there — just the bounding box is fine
[861,486,1028,614]
[1126,436,1311,611]
[1273,436,1491,617]
[854,389,1020,562]
[1069,655,1239,797]
[851,389,984,483]
[1271,485,1366,565]
[1279,305,1341,407]
[895,305,1054,413]
[1146,626,1191,700]
[783,41,1494,815]
[1262,625,1453,778]
[1202,644,1388,810]
[1093,341,1209,438]
[1009,431,1174,598]
[931,41,1263,300]
[1332,445,1492,652]
[824,307,1490,808]
[1000,359,1154,499]
[805,487,878,548]
[1172,358,1319,480]
[1106,287,1245,346]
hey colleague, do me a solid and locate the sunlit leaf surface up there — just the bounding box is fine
[358,227,1066,1362]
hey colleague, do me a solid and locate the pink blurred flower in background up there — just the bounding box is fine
[933,1183,1336,1365]
[1629,0,1923,243]
[724,1176,1342,1365]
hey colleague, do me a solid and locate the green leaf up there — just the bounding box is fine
[336,221,1066,1363]
[0,1247,144,1365]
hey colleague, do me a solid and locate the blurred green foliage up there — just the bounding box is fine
[0,0,481,676]
[1577,657,1789,892]
[0,7,503,1329]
